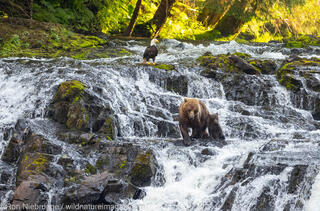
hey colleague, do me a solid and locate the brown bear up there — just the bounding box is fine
[178,98,225,146]
[207,113,225,141]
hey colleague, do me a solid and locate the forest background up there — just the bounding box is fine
[0,0,319,51]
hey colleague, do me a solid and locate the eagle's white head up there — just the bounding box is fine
[150,38,159,46]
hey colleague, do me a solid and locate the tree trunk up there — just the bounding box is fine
[151,0,176,37]
[123,0,142,36]
[29,0,33,19]
[198,0,235,27]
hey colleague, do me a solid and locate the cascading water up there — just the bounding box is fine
[0,39,319,210]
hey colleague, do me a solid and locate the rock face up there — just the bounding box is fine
[208,139,320,210]
[198,53,320,121]
[48,80,116,139]
[1,80,163,207]
[198,52,262,76]
[275,58,320,120]
[1,119,62,206]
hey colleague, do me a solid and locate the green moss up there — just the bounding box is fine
[69,177,77,183]
[0,20,108,59]
[154,64,176,71]
[22,153,49,176]
[54,80,86,102]
[233,52,252,59]
[100,117,115,139]
[197,53,240,73]
[136,152,151,164]
[284,35,320,48]
[106,136,113,141]
[96,155,109,170]
[71,50,91,60]
[276,61,302,92]
[0,34,23,57]
[120,160,127,169]
[285,41,304,48]
[93,48,132,59]
[85,163,97,175]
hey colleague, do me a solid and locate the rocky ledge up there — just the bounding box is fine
[1,80,163,208]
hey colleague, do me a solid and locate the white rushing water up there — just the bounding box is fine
[0,40,319,210]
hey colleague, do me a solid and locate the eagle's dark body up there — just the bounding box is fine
[143,45,158,63]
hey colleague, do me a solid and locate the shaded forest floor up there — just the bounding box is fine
[0,18,132,59]
[0,17,320,59]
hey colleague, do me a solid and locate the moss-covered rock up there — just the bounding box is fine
[154,64,176,71]
[198,52,260,76]
[54,80,86,103]
[48,80,116,136]
[129,150,157,187]
[233,52,252,59]
[284,35,320,48]
[16,152,53,184]
[98,117,115,140]
[85,163,97,175]
[249,59,277,75]
[276,64,302,92]
[276,58,320,92]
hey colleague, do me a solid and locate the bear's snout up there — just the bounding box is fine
[188,111,195,119]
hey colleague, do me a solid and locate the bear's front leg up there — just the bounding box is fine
[179,124,192,146]
[191,127,201,139]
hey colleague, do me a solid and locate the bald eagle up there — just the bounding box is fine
[143,39,159,64]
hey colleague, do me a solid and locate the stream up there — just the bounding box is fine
[0,39,320,210]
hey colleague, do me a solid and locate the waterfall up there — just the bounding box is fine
[0,40,319,210]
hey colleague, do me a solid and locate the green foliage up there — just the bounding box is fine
[33,0,101,32]
[0,34,23,57]
[159,1,209,40]
[98,0,136,34]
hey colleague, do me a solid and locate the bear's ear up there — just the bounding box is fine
[215,112,218,116]
[184,98,189,102]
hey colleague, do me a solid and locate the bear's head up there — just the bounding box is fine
[208,113,225,140]
[183,98,201,120]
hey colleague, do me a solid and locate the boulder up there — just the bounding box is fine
[48,80,116,140]
[198,52,260,76]
[249,59,277,75]
[11,174,50,208]
[129,150,158,187]
[62,171,142,206]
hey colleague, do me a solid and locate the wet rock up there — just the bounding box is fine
[288,165,308,194]
[276,63,303,93]
[229,55,261,75]
[249,59,277,75]
[48,80,116,139]
[62,171,112,205]
[57,155,74,175]
[251,186,275,211]
[11,180,49,208]
[16,152,54,185]
[62,171,140,206]
[221,186,238,210]
[198,52,260,75]
[129,150,158,187]
[2,119,30,164]
[156,120,180,138]
[201,148,216,156]
[206,138,320,210]
[222,74,273,106]
[166,75,188,95]
[154,64,176,71]
[312,100,320,120]
[276,58,320,93]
